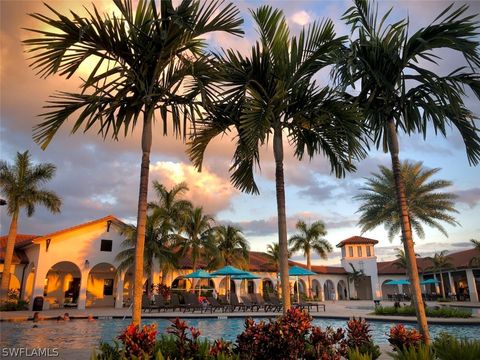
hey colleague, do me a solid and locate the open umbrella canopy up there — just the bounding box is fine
[211,265,249,276]
[385,279,411,285]
[420,278,440,285]
[288,265,317,276]
[231,272,260,280]
[183,269,213,279]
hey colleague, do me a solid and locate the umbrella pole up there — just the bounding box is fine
[297,276,300,304]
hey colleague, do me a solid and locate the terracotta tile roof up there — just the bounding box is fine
[289,260,347,274]
[377,248,480,275]
[336,236,379,248]
[32,215,126,243]
[0,234,37,264]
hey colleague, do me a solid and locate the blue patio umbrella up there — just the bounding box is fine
[184,269,213,295]
[285,266,317,303]
[211,266,250,302]
[385,279,411,285]
[231,272,260,280]
[420,278,440,285]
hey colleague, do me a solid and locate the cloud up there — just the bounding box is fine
[149,161,238,214]
[455,187,480,209]
[290,10,312,26]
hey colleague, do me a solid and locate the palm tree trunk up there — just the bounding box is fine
[0,211,19,303]
[307,252,312,299]
[132,107,154,326]
[273,123,291,312]
[439,272,445,299]
[387,118,430,344]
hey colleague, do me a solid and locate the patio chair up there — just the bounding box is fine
[183,292,205,313]
[170,293,186,312]
[153,295,174,312]
[241,295,261,312]
[252,293,273,312]
[230,293,247,312]
[206,296,230,313]
[141,295,154,313]
[268,296,284,312]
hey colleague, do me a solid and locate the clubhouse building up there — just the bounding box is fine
[1,215,479,310]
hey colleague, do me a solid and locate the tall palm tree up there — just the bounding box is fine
[24,0,243,325]
[346,263,365,300]
[356,161,459,241]
[336,0,480,342]
[288,220,332,298]
[188,5,366,311]
[426,251,454,298]
[116,214,176,293]
[148,181,193,283]
[266,243,287,272]
[211,225,249,269]
[393,248,420,276]
[0,151,62,302]
[176,207,216,272]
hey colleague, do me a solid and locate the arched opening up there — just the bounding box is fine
[23,265,36,301]
[219,278,236,297]
[312,279,321,299]
[171,277,192,291]
[193,279,215,296]
[323,279,335,300]
[262,278,274,298]
[337,280,348,300]
[87,263,117,307]
[44,261,81,307]
[381,279,399,300]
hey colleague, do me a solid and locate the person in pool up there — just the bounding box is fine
[63,312,70,321]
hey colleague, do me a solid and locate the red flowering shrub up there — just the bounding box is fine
[237,308,347,360]
[152,284,171,299]
[344,318,380,359]
[210,339,235,358]
[118,323,157,358]
[388,324,424,351]
[167,318,202,358]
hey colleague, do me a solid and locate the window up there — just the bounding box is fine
[357,246,362,257]
[348,246,354,257]
[366,246,371,257]
[341,247,346,257]
[103,279,114,296]
[100,239,113,252]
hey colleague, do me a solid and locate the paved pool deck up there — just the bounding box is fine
[2,300,479,324]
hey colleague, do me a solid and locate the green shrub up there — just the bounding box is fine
[387,343,434,360]
[373,306,470,318]
[0,299,29,311]
[433,333,480,360]
[348,348,373,360]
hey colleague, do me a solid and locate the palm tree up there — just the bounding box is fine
[0,151,62,302]
[288,220,332,298]
[176,207,216,272]
[116,214,176,293]
[266,243,287,272]
[188,5,366,311]
[211,225,249,269]
[356,161,459,241]
[336,0,480,342]
[24,0,243,325]
[426,251,454,299]
[148,181,193,283]
[393,248,420,275]
[469,239,480,267]
[346,263,365,300]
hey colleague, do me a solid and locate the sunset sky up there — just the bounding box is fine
[1,0,479,266]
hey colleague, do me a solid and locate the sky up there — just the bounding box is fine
[1,0,479,266]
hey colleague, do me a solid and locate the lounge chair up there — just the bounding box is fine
[170,293,186,312]
[230,293,247,312]
[183,292,205,313]
[297,299,325,312]
[141,295,154,312]
[153,295,175,312]
[252,293,274,312]
[206,296,230,313]
[268,296,283,312]
[241,295,261,312]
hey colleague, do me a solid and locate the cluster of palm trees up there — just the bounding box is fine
[22,0,480,340]
[116,181,250,287]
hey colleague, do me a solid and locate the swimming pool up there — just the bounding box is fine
[1,317,479,351]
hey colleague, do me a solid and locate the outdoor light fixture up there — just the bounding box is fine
[106,219,112,232]
[85,260,90,268]
[46,238,51,252]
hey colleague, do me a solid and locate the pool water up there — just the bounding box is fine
[1,317,479,350]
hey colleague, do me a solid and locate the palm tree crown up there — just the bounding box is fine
[427,250,454,298]
[289,220,332,263]
[355,161,459,241]
[0,151,62,301]
[211,225,250,269]
[393,248,420,273]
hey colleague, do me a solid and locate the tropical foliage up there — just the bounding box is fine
[0,151,62,302]
[24,0,243,324]
[336,0,480,343]
[347,263,365,300]
[188,4,365,311]
[211,225,250,269]
[426,251,454,298]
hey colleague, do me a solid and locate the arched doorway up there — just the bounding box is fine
[87,263,117,307]
[171,277,192,291]
[312,279,321,299]
[44,261,81,307]
[324,279,335,300]
[337,280,347,300]
[262,278,274,298]
[293,279,307,299]
[219,278,236,297]
[381,279,399,300]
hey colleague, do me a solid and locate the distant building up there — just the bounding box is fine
[1,215,479,310]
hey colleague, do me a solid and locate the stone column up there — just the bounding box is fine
[29,268,48,310]
[466,269,479,302]
[77,270,89,310]
[448,272,456,297]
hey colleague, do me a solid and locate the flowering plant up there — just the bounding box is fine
[117,323,157,358]
[388,323,423,351]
